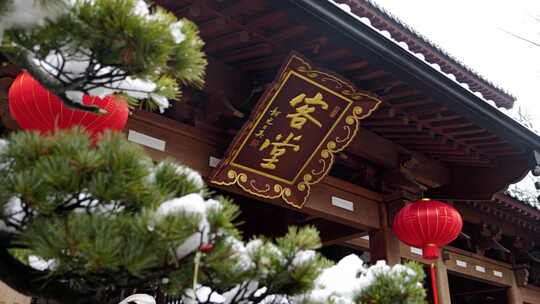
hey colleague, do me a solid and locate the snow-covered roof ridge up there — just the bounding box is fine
[331,0,516,108]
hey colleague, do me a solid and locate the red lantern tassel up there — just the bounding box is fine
[430,263,439,304]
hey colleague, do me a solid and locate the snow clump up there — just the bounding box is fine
[296,255,419,304]
[28,255,58,271]
[0,0,66,41]
[151,193,222,259]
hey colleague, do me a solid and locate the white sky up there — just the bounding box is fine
[372,0,540,125]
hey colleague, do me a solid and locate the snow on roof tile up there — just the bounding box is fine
[328,0,516,109]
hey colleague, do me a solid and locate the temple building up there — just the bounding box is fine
[1,0,540,303]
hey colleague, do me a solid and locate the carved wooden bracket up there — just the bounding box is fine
[382,153,429,193]
[514,264,530,287]
[511,236,540,265]
[470,221,511,258]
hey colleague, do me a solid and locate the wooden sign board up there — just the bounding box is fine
[210,53,382,208]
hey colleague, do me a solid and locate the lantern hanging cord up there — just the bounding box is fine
[430,263,439,304]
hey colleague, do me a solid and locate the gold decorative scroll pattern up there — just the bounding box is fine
[211,53,382,208]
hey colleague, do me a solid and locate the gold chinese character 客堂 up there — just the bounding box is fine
[259,132,303,170]
[286,92,329,129]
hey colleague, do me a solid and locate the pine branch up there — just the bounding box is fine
[0,230,17,248]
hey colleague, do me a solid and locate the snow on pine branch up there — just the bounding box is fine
[0,0,65,41]
[28,255,58,271]
[151,193,222,260]
[33,48,171,112]
[145,254,424,304]
[0,0,206,113]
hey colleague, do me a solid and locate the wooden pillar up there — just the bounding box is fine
[368,194,408,265]
[508,269,525,304]
[435,253,452,304]
[368,226,401,265]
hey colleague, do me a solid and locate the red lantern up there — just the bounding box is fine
[8,72,128,138]
[392,198,462,260]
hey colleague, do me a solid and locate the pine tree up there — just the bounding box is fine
[0,129,426,304]
[0,128,327,303]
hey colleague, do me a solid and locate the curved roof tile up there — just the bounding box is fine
[333,0,516,109]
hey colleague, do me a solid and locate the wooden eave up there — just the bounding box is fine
[456,195,540,234]
[493,193,540,224]
[150,0,540,200]
[266,0,540,152]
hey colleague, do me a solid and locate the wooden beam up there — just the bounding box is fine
[354,70,386,81]
[313,49,351,63]
[393,138,446,145]
[319,228,365,247]
[238,55,285,70]
[380,90,421,100]
[359,79,402,92]
[466,138,505,146]
[342,236,370,251]
[220,0,259,16]
[347,128,450,189]
[246,11,287,31]
[268,25,309,42]
[127,107,523,215]
[403,104,448,115]
[432,120,474,130]
[422,150,471,156]
[388,99,432,109]
[381,133,433,139]
[453,131,493,140]
[204,30,251,54]
[426,247,515,287]
[442,126,485,136]
[126,110,382,230]
[216,43,272,63]
[360,119,407,127]
[368,126,420,133]
[338,60,369,72]
[417,112,461,122]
